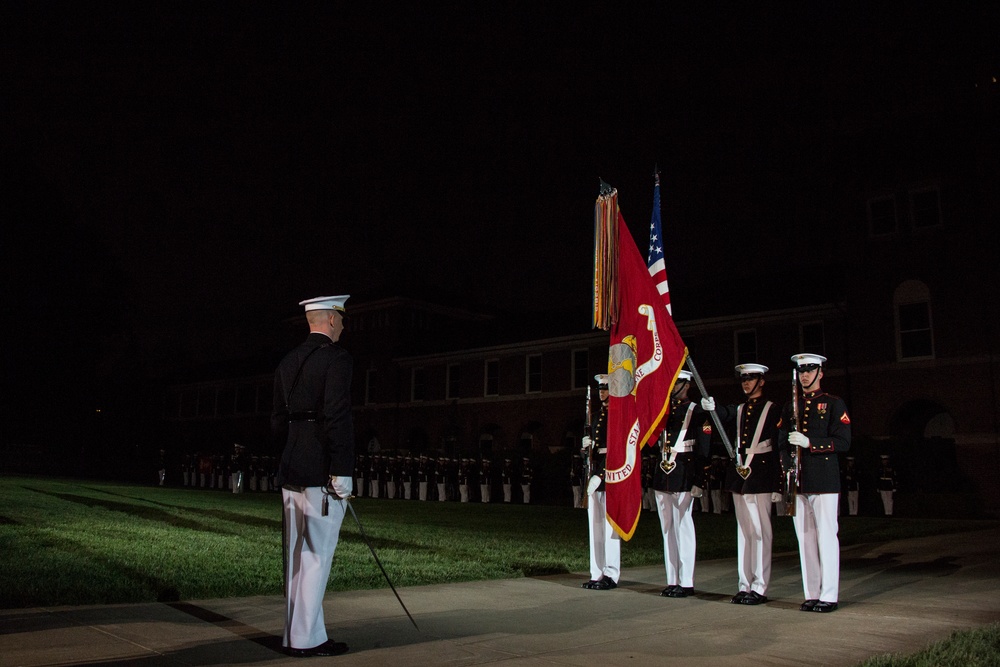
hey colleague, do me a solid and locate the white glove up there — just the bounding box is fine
[586,475,602,494]
[700,396,715,411]
[770,492,782,503]
[581,435,593,450]
[690,485,704,498]
[328,476,353,499]
[788,432,811,449]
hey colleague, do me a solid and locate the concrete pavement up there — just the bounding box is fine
[2,525,999,666]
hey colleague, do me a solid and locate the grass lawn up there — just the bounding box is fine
[0,475,995,609]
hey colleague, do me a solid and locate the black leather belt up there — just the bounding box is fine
[287,411,318,422]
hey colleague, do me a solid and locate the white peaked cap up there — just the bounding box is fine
[791,353,827,367]
[299,295,350,312]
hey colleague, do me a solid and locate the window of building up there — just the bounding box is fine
[526,354,542,393]
[411,368,426,402]
[484,359,499,397]
[894,280,934,360]
[365,368,377,405]
[572,349,589,389]
[447,363,462,400]
[799,322,826,356]
[734,329,757,364]
[868,195,898,236]
[910,186,942,229]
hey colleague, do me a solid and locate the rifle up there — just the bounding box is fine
[783,369,800,516]
[581,386,593,509]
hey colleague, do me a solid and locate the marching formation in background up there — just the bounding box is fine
[584,177,852,614]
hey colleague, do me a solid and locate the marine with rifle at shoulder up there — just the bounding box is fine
[580,374,621,590]
[778,353,852,614]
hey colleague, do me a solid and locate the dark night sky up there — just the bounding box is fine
[3,2,997,377]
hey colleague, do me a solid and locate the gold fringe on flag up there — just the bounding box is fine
[593,184,619,330]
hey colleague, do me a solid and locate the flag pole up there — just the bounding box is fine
[684,356,736,459]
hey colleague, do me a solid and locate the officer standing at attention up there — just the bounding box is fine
[581,374,621,590]
[778,353,851,614]
[877,454,898,516]
[651,369,714,598]
[272,295,354,657]
[705,363,782,605]
[843,456,860,516]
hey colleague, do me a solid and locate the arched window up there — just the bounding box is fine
[893,280,934,361]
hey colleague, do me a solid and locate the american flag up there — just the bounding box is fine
[647,175,672,315]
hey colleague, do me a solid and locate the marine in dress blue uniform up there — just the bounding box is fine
[272,295,355,657]
[651,370,713,598]
[709,364,782,605]
[582,374,621,590]
[778,353,851,614]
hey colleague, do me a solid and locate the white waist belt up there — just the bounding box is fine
[749,439,772,454]
[667,440,695,453]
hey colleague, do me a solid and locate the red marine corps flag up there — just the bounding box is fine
[594,182,688,540]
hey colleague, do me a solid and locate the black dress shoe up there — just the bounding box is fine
[800,599,820,611]
[812,601,838,613]
[590,577,617,590]
[730,591,748,604]
[286,640,349,658]
[739,591,767,605]
[661,585,680,597]
[582,579,599,589]
[666,586,694,598]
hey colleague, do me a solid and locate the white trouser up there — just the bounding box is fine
[792,493,840,603]
[848,490,858,515]
[572,485,582,508]
[521,484,531,504]
[503,483,512,502]
[587,490,621,582]
[419,482,428,501]
[880,490,894,516]
[460,484,469,502]
[437,482,446,501]
[282,486,346,650]
[370,480,379,498]
[480,484,490,502]
[654,490,696,588]
[387,481,396,499]
[732,492,773,595]
[231,472,243,494]
[711,489,723,514]
[355,477,364,497]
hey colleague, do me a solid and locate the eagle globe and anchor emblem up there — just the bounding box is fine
[604,304,667,483]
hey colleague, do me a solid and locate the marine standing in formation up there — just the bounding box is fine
[651,369,713,598]
[778,353,851,614]
[877,454,898,517]
[843,456,860,515]
[272,295,355,657]
[581,374,620,590]
[707,363,782,605]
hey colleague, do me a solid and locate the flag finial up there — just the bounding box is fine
[598,178,614,196]
[653,165,660,187]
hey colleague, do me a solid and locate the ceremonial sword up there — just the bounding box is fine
[341,496,419,631]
